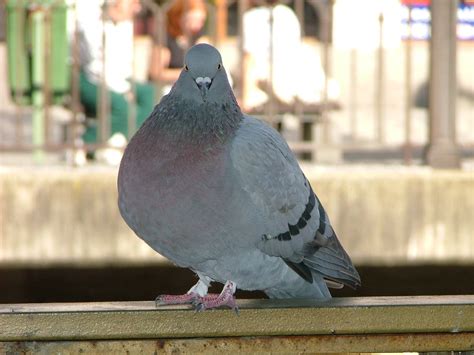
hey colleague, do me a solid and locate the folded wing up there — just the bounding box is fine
[230,115,361,289]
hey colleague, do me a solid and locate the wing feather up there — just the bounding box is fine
[230,115,360,289]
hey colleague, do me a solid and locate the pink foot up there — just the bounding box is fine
[155,292,219,306]
[194,281,239,314]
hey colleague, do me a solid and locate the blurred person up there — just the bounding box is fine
[77,0,155,163]
[149,0,207,92]
[242,0,340,111]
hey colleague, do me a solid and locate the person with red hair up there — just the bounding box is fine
[149,0,207,88]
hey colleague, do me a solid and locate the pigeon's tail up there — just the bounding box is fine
[304,235,361,290]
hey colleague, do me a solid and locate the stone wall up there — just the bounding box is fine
[1,166,473,266]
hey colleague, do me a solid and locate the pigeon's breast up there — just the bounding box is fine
[118,143,258,266]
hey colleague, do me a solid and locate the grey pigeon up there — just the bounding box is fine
[118,43,360,311]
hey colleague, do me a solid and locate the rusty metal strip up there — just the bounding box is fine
[0,333,473,353]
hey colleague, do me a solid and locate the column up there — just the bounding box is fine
[425,0,461,168]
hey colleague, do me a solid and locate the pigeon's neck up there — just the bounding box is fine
[149,93,243,149]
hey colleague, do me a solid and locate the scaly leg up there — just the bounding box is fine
[194,280,238,313]
[155,277,218,306]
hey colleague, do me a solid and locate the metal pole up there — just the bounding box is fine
[207,1,217,45]
[266,4,275,126]
[349,48,358,141]
[215,0,227,45]
[321,3,330,146]
[98,2,110,144]
[69,1,82,166]
[293,0,304,156]
[128,36,137,139]
[14,0,25,145]
[375,12,385,144]
[295,0,304,36]
[31,6,45,162]
[294,0,304,123]
[142,0,164,98]
[403,5,413,165]
[237,0,247,104]
[43,4,51,147]
[425,0,460,168]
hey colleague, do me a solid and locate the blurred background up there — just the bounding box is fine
[0,0,473,303]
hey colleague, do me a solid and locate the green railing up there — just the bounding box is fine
[1,296,473,353]
[6,0,70,161]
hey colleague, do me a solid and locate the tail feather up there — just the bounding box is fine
[304,256,360,289]
[303,233,361,289]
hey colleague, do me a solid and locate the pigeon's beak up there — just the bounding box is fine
[195,77,212,100]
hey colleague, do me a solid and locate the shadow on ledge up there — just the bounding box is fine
[1,264,474,303]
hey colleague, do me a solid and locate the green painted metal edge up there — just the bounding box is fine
[0,296,473,341]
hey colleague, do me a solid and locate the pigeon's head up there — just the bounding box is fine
[176,43,232,104]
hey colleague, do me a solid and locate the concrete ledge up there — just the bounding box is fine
[1,166,473,265]
[0,296,473,352]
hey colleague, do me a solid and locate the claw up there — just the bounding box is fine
[233,306,240,316]
[191,298,202,309]
[194,302,206,313]
[155,296,164,307]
